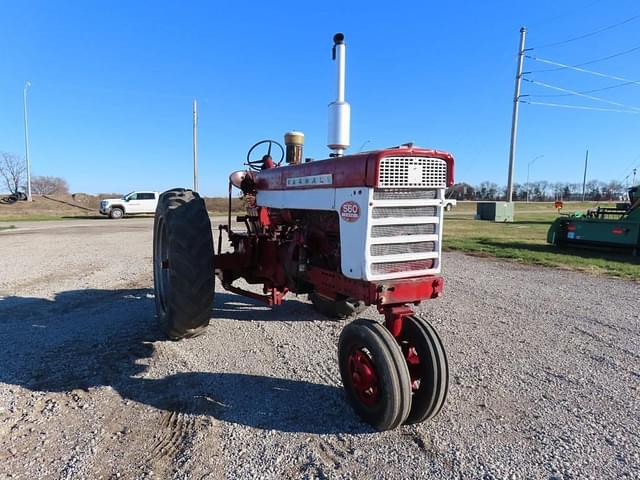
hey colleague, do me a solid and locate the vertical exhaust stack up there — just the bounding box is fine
[328,33,351,156]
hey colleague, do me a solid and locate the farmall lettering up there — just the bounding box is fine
[340,200,361,222]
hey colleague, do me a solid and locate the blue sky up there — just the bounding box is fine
[1,0,639,195]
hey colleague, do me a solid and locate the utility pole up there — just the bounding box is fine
[633,168,637,186]
[581,149,589,202]
[526,154,544,203]
[23,81,33,201]
[507,26,527,203]
[193,99,198,192]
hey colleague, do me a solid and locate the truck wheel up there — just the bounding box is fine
[309,293,367,320]
[110,207,124,219]
[338,319,411,431]
[400,315,449,424]
[153,189,215,339]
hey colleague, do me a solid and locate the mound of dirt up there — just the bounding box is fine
[0,193,242,218]
[0,195,99,218]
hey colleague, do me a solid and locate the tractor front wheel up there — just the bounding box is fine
[400,315,449,424]
[338,319,412,430]
[153,188,215,339]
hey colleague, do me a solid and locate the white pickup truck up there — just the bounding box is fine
[99,191,159,219]
[443,198,457,211]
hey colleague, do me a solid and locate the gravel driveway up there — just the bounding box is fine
[0,218,638,479]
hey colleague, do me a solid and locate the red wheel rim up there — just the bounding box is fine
[348,349,380,406]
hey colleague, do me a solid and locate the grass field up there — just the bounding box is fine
[3,197,638,279]
[444,202,640,280]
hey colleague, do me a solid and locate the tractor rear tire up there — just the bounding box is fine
[309,293,367,320]
[153,188,215,340]
[338,319,412,431]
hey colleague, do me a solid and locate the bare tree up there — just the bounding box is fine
[32,175,70,195]
[0,152,26,195]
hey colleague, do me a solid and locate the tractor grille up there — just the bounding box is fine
[373,188,437,201]
[378,157,447,188]
[371,241,435,256]
[372,206,437,218]
[371,223,436,237]
[370,259,435,275]
[367,186,442,279]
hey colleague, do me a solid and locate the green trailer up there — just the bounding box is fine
[547,186,640,254]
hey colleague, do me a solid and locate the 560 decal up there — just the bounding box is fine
[340,201,361,222]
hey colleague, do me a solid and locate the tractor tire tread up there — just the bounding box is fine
[153,189,215,340]
[338,318,411,431]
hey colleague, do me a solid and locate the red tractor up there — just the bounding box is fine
[152,34,454,431]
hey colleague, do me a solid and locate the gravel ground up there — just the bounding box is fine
[0,218,638,479]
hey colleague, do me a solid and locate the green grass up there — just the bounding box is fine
[0,225,15,231]
[444,203,640,280]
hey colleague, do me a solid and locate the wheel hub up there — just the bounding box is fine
[348,349,379,406]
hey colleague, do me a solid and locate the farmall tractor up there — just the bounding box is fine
[153,34,454,431]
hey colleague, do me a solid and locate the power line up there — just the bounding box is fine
[528,0,603,27]
[531,13,640,49]
[526,79,639,98]
[526,55,640,85]
[520,99,640,114]
[523,78,640,111]
[617,153,640,182]
[528,45,640,73]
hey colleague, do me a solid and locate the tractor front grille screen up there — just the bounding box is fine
[367,186,442,280]
[371,241,435,256]
[378,157,447,188]
[372,206,437,218]
[371,223,436,237]
[370,259,435,275]
[372,188,437,201]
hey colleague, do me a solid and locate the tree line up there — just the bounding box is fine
[1,149,633,201]
[447,180,631,202]
[1,152,69,195]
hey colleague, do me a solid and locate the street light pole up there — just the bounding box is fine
[23,81,32,201]
[526,154,544,203]
[581,149,589,202]
[193,98,198,193]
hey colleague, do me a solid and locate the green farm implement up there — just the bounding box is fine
[547,186,640,255]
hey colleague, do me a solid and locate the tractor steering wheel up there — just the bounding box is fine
[246,140,285,172]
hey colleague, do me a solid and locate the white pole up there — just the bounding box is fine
[526,154,543,202]
[23,81,32,201]
[507,27,527,203]
[581,149,589,202]
[526,163,531,203]
[193,99,198,193]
